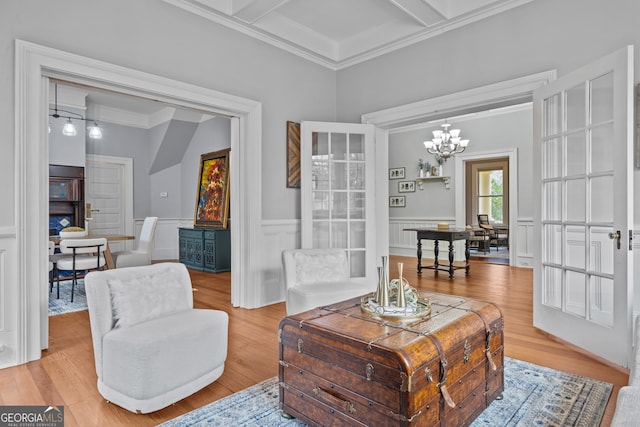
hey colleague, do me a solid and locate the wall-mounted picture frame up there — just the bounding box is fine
[286,121,301,188]
[389,196,406,207]
[398,180,415,193]
[194,148,231,228]
[389,167,405,179]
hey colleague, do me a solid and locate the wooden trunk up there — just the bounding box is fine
[278,291,504,426]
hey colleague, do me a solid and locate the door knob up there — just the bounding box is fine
[608,230,621,250]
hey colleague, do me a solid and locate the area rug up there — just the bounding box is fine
[159,358,612,427]
[48,279,88,316]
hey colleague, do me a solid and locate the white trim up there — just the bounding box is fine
[86,154,134,245]
[362,71,556,268]
[15,40,262,366]
[162,0,535,70]
[362,71,556,128]
[454,148,518,265]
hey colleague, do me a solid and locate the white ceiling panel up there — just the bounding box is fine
[164,0,535,69]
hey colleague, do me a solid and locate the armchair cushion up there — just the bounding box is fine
[108,267,190,328]
[294,251,349,285]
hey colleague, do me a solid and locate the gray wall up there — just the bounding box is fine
[389,108,532,220]
[0,0,336,227]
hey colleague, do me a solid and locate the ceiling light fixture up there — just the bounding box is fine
[423,120,469,162]
[49,83,103,140]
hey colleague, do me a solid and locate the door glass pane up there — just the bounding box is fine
[565,179,585,222]
[543,224,562,265]
[566,132,586,176]
[312,221,329,248]
[349,250,365,278]
[350,135,364,160]
[331,163,347,190]
[566,83,585,132]
[349,163,365,190]
[590,176,613,223]
[543,266,562,309]
[566,271,586,317]
[543,137,562,179]
[331,133,347,160]
[312,191,329,219]
[331,192,347,219]
[591,72,614,124]
[590,226,614,275]
[350,221,365,249]
[589,276,614,327]
[544,181,562,221]
[312,161,329,190]
[331,221,347,248]
[591,123,614,173]
[313,132,328,156]
[543,94,562,136]
[565,225,585,269]
[349,192,365,219]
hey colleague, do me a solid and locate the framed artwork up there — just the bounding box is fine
[389,196,406,207]
[194,148,231,228]
[389,167,405,179]
[286,121,301,188]
[398,180,415,193]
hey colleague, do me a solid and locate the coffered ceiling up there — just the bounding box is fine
[163,0,534,69]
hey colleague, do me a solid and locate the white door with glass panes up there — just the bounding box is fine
[533,46,634,367]
[301,122,376,286]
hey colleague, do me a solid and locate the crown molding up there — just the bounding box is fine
[163,0,535,70]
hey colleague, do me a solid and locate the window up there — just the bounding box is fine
[478,169,504,223]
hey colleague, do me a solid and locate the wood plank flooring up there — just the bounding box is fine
[0,257,628,426]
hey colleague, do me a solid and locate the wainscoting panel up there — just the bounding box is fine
[259,220,300,306]
[0,228,17,368]
[515,219,534,267]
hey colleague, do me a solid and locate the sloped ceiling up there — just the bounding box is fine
[163,0,535,69]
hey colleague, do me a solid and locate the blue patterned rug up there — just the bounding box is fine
[48,279,88,316]
[159,358,612,427]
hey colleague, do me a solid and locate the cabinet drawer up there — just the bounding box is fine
[179,228,203,239]
[204,230,217,240]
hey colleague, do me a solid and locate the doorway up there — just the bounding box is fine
[15,40,261,365]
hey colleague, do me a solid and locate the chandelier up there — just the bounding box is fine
[49,84,103,140]
[423,120,469,162]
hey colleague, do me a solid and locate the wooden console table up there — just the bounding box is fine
[404,227,471,278]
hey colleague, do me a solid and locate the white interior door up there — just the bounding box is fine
[301,121,376,285]
[533,46,634,367]
[86,155,133,252]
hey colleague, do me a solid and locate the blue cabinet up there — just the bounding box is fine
[179,227,230,273]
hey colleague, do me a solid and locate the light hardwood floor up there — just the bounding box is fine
[0,256,628,426]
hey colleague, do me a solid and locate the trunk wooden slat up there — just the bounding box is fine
[279,291,504,426]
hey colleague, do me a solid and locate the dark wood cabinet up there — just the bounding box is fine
[49,165,85,235]
[179,227,230,273]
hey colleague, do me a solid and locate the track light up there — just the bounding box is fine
[49,84,103,140]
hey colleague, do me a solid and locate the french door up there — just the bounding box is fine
[300,122,376,285]
[533,46,634,367]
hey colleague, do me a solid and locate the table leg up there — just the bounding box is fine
[465,239,470,275]
[448,240,455,279]
[416,239,423,274]
[434,240,439,268]
[104,245,115,269]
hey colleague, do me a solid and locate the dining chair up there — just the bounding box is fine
[48,240,56,292]
[477,214,509,252]
[112,216,158,268]
[56,238,107,302]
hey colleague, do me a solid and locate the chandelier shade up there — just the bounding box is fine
[423,121,469,161]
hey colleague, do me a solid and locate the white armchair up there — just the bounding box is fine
[113,216,158,268]
[282,248,374,315]
[84,262,228,413]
